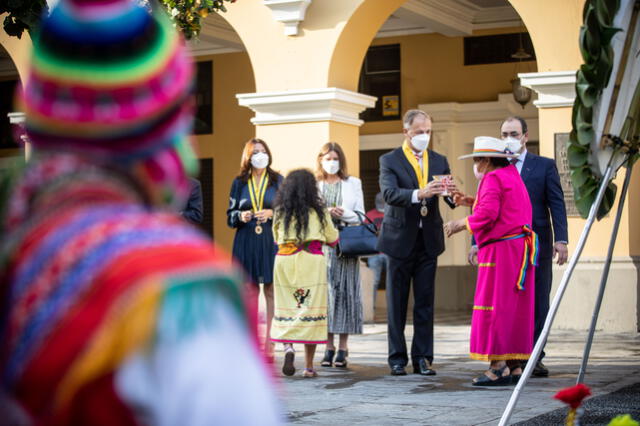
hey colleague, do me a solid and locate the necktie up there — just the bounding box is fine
[414,152,422,170]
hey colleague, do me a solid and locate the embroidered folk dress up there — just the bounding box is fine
[465,165,536,361]
[270,210,339,344]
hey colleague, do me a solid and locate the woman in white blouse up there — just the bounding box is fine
[316,142,365,368]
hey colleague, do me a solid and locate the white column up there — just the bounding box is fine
[237,87,376,126]
[519,71,577,108]
[8,112,29,160]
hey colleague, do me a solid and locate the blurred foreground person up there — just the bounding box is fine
[444,137,536,386]
[0,1,281,424]
[270,169,339,378]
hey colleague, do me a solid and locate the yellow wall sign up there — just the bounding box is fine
[382,95,399,116]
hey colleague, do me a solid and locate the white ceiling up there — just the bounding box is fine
[0,0,522,76]
[190,0,522,55]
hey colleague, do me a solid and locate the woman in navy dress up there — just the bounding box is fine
[227,138,282,362]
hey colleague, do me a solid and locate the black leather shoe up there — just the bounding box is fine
[413,358,436,376]
[390,365,407,376]
[532,361,549,377]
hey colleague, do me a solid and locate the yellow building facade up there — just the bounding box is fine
[1,0,638,332]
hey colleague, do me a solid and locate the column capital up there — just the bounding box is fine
[262,0,312,36]
[519,71,577,109]
[236,88,376,126]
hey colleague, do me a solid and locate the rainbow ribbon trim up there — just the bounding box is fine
[473,148,505,154]
[494,225,539,291]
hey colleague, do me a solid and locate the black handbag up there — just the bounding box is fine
[336,211,379,258]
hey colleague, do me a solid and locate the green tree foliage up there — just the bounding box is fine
[1,0,48,39]
[1,0,235,40]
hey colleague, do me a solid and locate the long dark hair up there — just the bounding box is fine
[237,138,279,187]
[474,157,510,168]
[275,169,327,243]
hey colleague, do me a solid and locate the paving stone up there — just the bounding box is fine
[267,314,640,425]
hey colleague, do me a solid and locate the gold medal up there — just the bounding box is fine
[255,224,263,235]
[420,205,428,216]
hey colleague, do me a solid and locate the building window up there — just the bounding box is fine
[0,80,19,150]
[197,157,214,237]
[358,44,401,122]
[464,33,536,66]
[193,61,213,135]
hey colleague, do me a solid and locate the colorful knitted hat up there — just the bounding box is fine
[18,0,194,162]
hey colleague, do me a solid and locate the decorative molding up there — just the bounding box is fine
[360,133,404,151]
[263,0,312,36]
[472,6,521,30]
[360,93,540,150]
[421,93,538,124]
[519,71,577,108]
[395,0,474,36]
[8,112,25,124]
[384,0,523,38]
[236,88,376,126]
[0,63,19,79]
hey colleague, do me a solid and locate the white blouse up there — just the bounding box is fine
[318,176,365,225]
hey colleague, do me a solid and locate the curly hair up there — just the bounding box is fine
[274,168,327,243]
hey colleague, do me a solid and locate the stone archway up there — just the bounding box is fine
[0,29,32,83]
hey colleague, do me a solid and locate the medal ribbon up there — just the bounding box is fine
[402,141,429,188]
[249,173,269,213]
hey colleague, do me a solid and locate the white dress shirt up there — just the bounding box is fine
[513,148,527,174]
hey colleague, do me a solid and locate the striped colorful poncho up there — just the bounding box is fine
[0,154,281,425]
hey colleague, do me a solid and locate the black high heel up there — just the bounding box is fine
[334,349,348,368]
[321,349,335,367]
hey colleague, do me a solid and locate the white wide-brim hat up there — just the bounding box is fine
[458,136,518,159]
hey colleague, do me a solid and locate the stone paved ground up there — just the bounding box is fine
[263,312,640,425]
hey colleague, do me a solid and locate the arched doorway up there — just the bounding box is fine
[0,42,25,170]
[340,0,541,319]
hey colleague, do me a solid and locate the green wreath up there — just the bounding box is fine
[569,0,640,219]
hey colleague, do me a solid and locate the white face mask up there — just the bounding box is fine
[473,163,485,180]
[251,152,269,169]
[504,136,523,154]
[410,133,430,151]
[322,160,340,175]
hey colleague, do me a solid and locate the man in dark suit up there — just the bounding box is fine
[469,116,568,377]
[181,177,204,224]
[378,109,456,376]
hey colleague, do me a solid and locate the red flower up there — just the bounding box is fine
[554,384,592,409]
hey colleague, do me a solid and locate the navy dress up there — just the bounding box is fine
[227,175,282,285]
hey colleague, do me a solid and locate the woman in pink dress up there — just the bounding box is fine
[445,137,538,386]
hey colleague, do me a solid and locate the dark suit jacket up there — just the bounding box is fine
[377,147,456,259]
[181,177,203,224]
[520,152,568,259]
